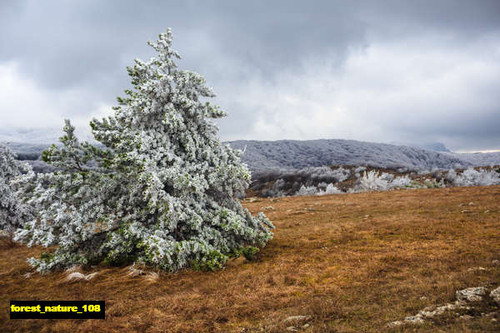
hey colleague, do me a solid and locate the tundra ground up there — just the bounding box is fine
[1,186,499,332]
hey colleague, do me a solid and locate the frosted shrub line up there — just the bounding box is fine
[295,183,341,196]
[292,167,498,196]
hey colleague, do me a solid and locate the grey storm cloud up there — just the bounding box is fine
[0,0,499,151]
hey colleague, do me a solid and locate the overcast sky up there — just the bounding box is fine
[0,0,499,152]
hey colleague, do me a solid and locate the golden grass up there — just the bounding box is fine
[1,186,499,332]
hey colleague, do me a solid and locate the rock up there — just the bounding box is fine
[64,272,86,282]
[387,286,490,328]
[493,260,500,266]
[63,271,98,283]
[418,310,435,318]
[302,323,310,328]
[404,315,425,324]
[422,305,434,312]
[490,287,500,305]
[456,287,487,302]
[387,321,404,328]
[286,327,298,332]
[399,298,471,327]
[461,210,472,214]
[467,267,487,272]
[261,206,275,211]
[283,315,311,323]
[419,301,467,319]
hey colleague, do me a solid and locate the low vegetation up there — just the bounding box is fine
[1,186,499,332]
[249,165,500,197]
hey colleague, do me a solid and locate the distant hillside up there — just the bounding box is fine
[391,141,452,152]
[420,142,451,152]
[227,139,500,171]
[455,151,500,167]
[3,142,52,160]
[3,139,500,173]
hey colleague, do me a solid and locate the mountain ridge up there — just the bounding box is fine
[3,139,500,172]
[227,139,500,171]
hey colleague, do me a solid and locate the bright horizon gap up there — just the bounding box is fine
[455,149,500,154]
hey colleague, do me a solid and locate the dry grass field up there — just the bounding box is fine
[1,186,499,332]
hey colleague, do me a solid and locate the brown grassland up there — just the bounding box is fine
[1,186,499,332]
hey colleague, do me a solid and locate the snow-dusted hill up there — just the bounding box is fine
[3,139,500,173]
[227,139,500,171]
[453,151,500,167]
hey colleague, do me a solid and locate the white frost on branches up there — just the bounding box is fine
[317,183,342,195]
[451,167,500,187]
[15,29,273,272]
[295,185,319,196]
[391,175,413,188]
[359,170,391,191]
[295,183,341,196]
[359,171,417,191]
[0,144,33,233]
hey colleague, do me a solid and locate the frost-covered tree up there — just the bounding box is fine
[15,29,274,272]
[445,169,458,184]
[317,183,341,195]
[359,170,390,191]
[0,144,33,233]
[354,166,366,178]
[295,185,318,196]
[391,175,413,188]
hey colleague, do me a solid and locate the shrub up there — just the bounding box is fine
[453,167,500,187]
[359,170,390,191]
[295,185,319,196]
[317,183,341,195]
[242,246,259,261]
[391,175,413,188]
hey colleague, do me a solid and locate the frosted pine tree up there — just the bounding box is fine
[0,144,33,234]
[15,29,274,272]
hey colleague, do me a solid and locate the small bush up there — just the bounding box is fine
[242,246,259,261]
[359,170,390,191]
[453,167,500,187]
[190,250,228,271]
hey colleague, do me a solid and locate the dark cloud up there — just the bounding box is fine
[0,0,499,151]
[0,0,368,87]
